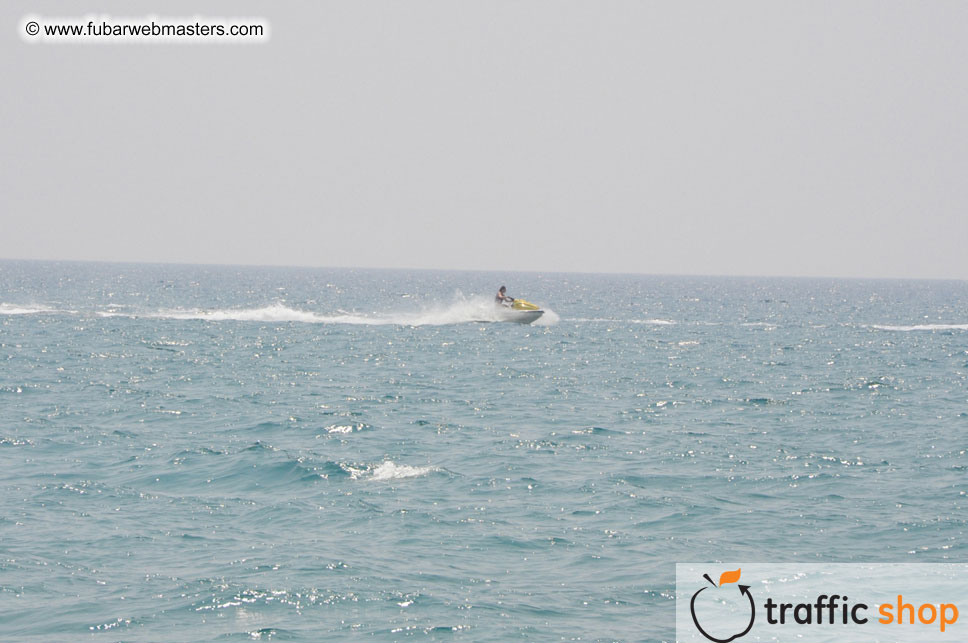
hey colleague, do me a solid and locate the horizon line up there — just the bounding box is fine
[0,255,965,284]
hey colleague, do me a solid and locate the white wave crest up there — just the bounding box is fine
[369,461,436,481]
[631,318,676,325]
[144,304,339,324]
[870,323,968,332]
[571,318,676,325]
[0,303,61,315]
[533,309,560,326]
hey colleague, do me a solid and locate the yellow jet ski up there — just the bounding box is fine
[496,298,544,324]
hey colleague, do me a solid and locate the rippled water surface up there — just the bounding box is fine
[1,261,967,640]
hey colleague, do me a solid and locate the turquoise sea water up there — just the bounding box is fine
[1,261,966,641]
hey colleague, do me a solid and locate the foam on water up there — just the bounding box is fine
[145,304,347,324]
[869,323,968,331]
[340,460,437,481]
[533,309,560,326]
[571,317,675,325]
[0,303,62,315]
[369,461,437,481]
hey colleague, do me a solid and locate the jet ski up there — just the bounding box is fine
[495,298,544,324]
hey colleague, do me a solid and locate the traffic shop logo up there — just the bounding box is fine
[689,569,755,642]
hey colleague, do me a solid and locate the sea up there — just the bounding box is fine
[1,260,966,641]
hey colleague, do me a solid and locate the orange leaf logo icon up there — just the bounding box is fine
[718,568,741,586]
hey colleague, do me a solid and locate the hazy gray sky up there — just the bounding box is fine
[3,1,966,279]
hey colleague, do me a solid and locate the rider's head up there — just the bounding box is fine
[499,286,506,293]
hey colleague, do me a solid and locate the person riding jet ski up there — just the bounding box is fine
[495,286,514,306]
[487,286,544,324]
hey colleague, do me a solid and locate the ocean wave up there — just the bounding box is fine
[571,318,676,325]
[323,422,369,434]
[141,304,340,324]
[369,461,437,481]
[338,459,438,481]
[533,309,560,326]
[0,303,63,315]
[869,323,968,332]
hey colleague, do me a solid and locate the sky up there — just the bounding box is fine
[2,1,967,279]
